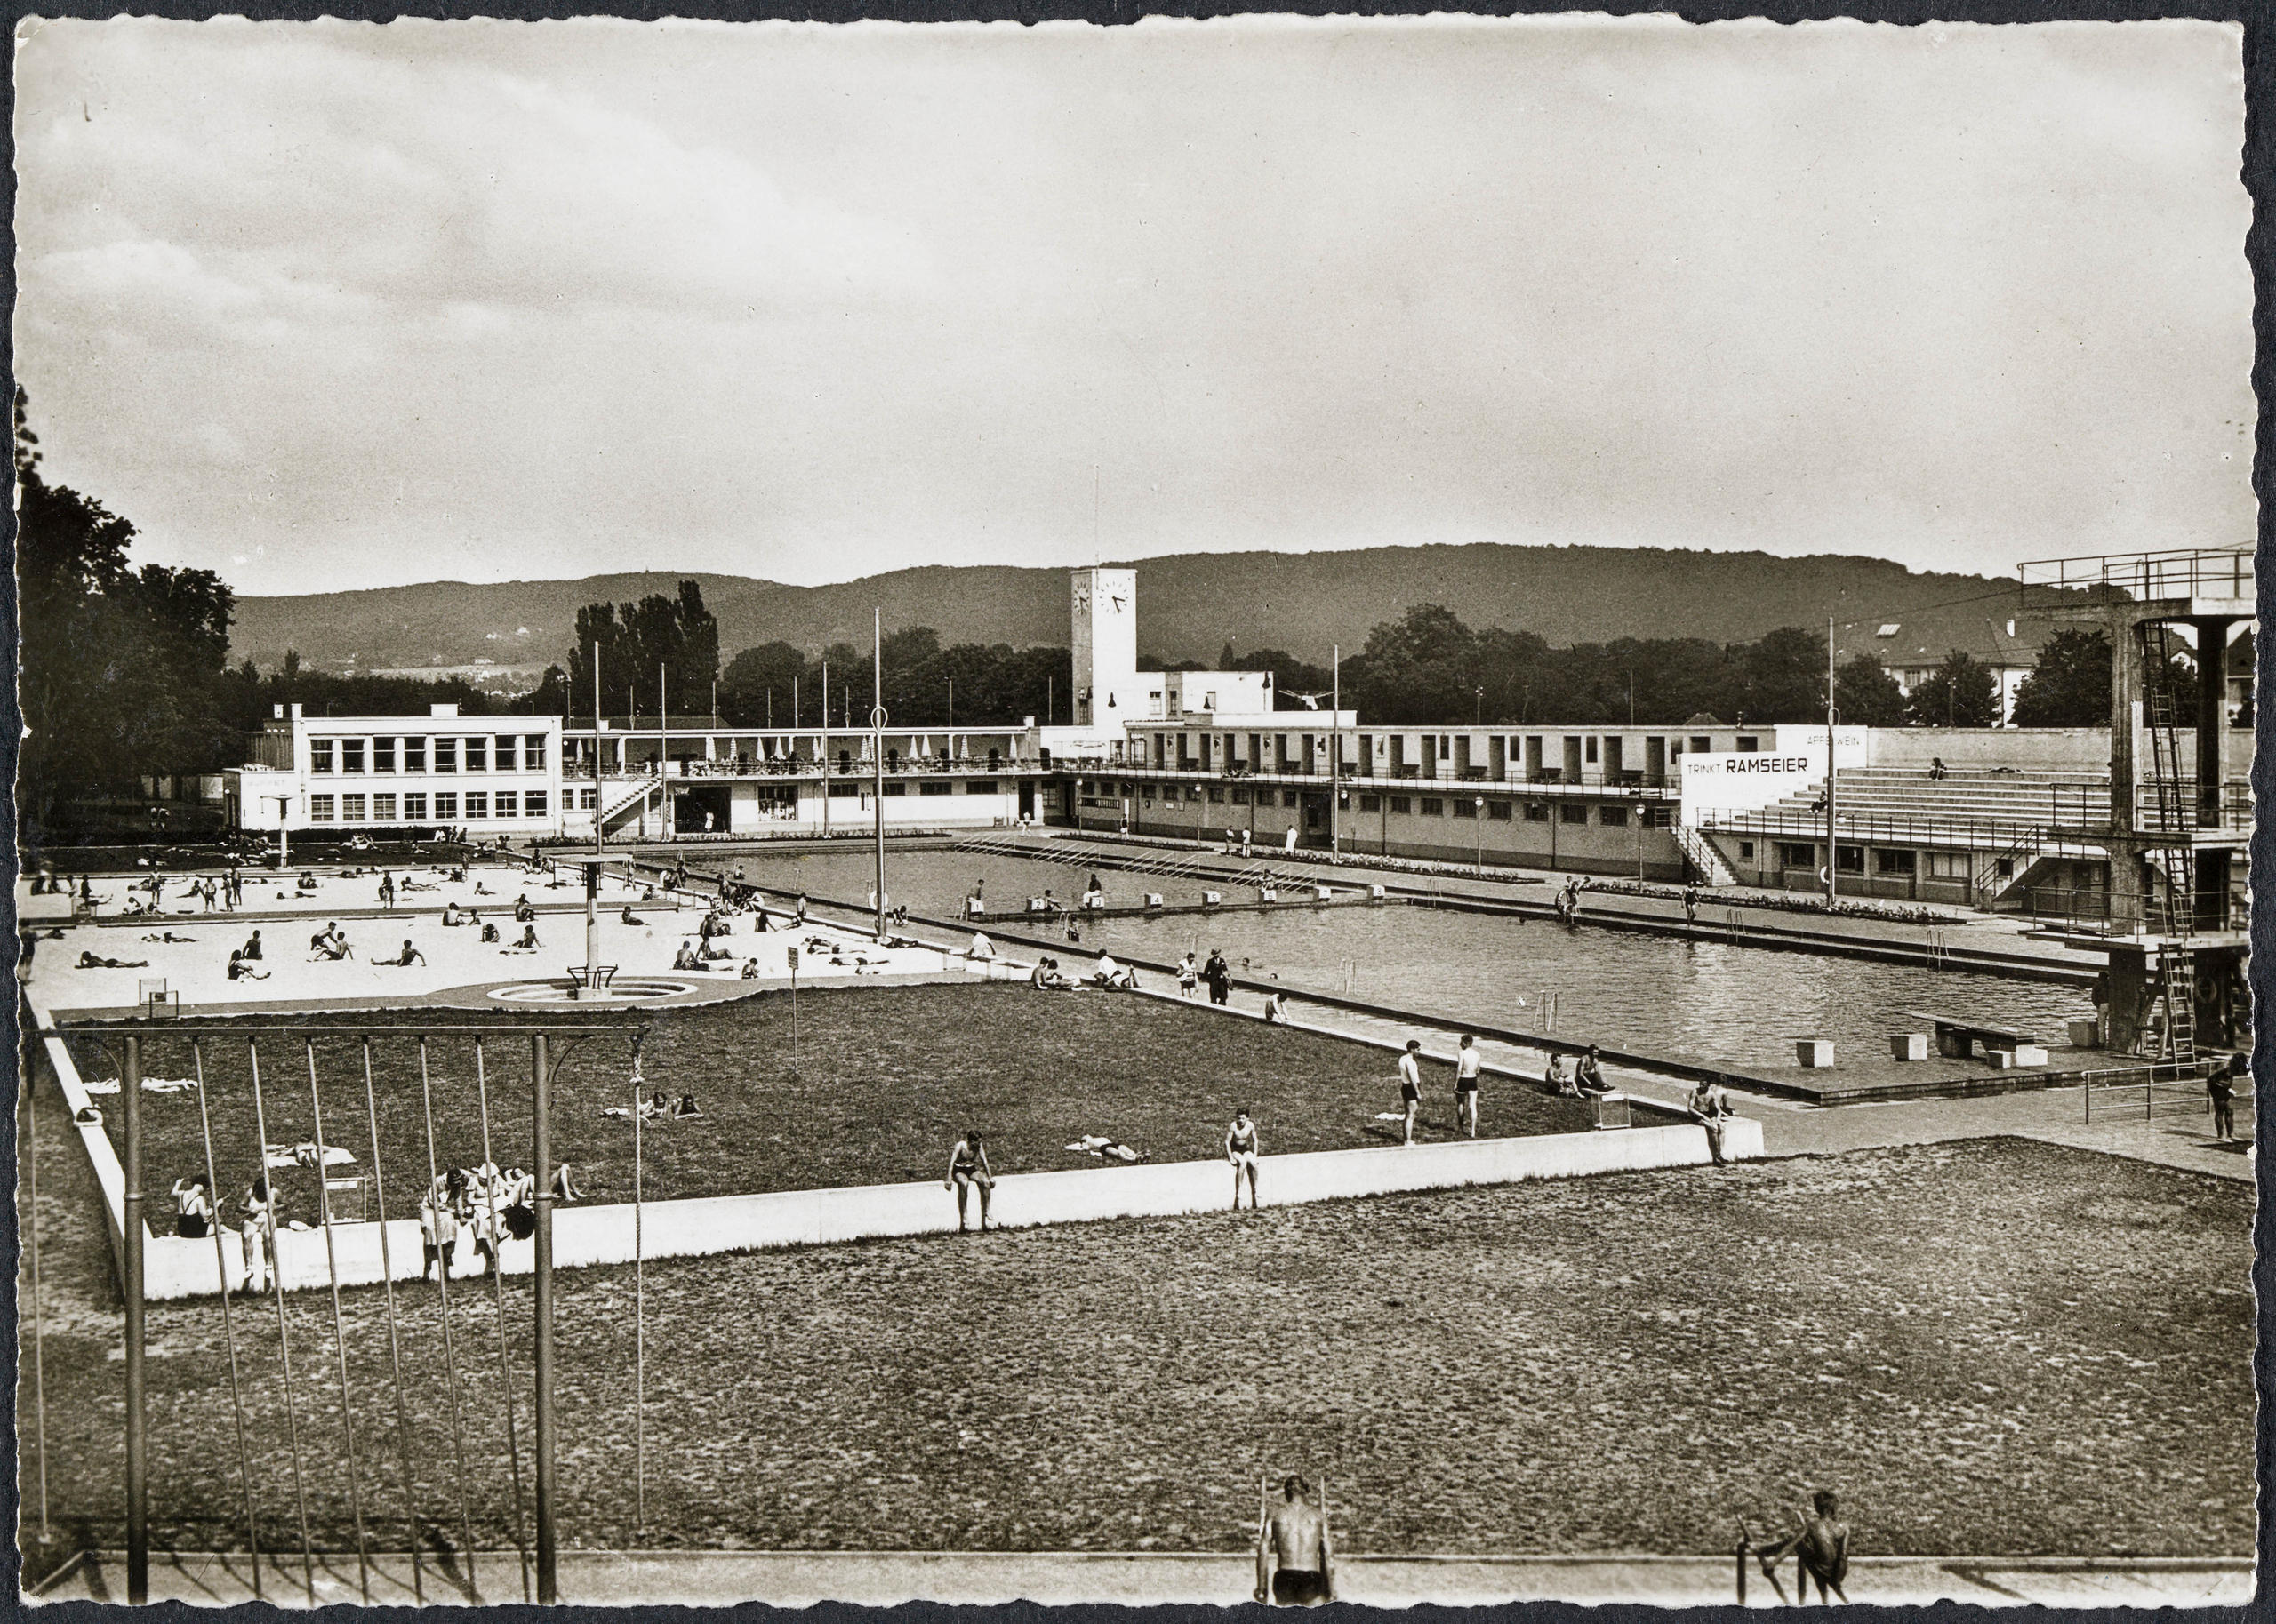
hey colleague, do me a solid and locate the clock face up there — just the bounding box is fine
[1072,586,1091,612]
[1109,594,1127,612]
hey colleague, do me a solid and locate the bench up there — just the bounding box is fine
[1903,1011,2041,1060]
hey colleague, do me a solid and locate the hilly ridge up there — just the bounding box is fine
[227,544,2032,672]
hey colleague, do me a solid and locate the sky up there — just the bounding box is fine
[13,14,2257,598]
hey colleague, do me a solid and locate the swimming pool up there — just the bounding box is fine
[723,845,2093,1075]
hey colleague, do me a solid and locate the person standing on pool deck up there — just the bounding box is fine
[1177,952,1199,998]
[1226,1109,1261,1210]
[1205,948,1232,1006]
[1683,887,1699,928]
[1398,1041,1423,1145]
[2208,1053,2244,1143]
[240,1175,276,1295]
[946,1130,994,1232]
[1455,1035,1482,1137]
[1254,1474,1334,1605]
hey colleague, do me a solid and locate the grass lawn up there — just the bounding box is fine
[20,1131,2253,1566]
[71,984,1594,1220]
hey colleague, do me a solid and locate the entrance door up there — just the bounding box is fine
[1018,781,1037,820]
[1301,792,1331,846]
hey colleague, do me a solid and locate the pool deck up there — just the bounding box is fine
[22,860,954,1022]
[30,1547,2256,1609]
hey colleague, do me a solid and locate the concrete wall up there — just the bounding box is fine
[139,1116,1763,1300]
[1868,728,2107,772]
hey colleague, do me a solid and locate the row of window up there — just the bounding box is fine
[309,734,550,774]
[308,790,549,823]
[821,780,1001,799]
[1768,841,1981,878]
[1354,795,1672,828]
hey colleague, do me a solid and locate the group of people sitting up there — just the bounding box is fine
[1546,1044,1613,1096]
[1027,952,1138,991]
[309,921,356,961]
[673,938,737,970]
[418,1160,575,1281]
[601,1089,704,1124]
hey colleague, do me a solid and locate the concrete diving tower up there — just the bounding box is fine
[2019,546,2254,1059]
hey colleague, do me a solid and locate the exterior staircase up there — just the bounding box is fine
[1672,824,1736,887]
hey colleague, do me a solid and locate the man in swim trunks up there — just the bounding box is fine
[1398,1040,1423,1145]
[1455,1034,1482,1137]
[1254,1474,1334,1605]
[1226,1109,1261,1211]
[1756,1489,1849,1604]
[946,1130,993,1232]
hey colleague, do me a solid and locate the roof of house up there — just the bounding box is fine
[1836,607,2053,673]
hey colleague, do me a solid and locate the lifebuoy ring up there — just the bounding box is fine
[1818,866,1831,885]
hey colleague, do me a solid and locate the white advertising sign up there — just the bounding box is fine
[1773,724,1871,766]
[1679,748,1831,828]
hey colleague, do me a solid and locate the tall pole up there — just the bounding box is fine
[872,611,887,940]
[124,1034,148,1605]
[660,663,670,844]
[1825,615,1839,905]
[584,860,599,989]
[592,643,604,858]
[948,676,954,731]
[820,662,829,839]
[530,1035,557,1604]
[1329,645,1341,860]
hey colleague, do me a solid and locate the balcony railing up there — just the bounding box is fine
[2018,546,2254,604]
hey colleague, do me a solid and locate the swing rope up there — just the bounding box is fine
[24,1065,50,1547]
[361,1039,424,1604]
[303,1040,374,1604]
[247,1039,319,1606]
[191,1043,261,1599]
[631,1037,646,1533]
[473,1039,534,1604]
[419,1039,482,1601]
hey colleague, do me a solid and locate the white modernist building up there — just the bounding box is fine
[228,704,564,836]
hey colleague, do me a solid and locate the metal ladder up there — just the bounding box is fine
[2138,622,2198,1063]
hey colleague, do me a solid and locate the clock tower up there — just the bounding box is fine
[1070,567,1141,725]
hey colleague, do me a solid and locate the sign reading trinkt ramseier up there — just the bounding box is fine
[1679,749,1824,828]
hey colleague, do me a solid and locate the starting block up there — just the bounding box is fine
[1259,888,1278,902]
[2008,1044,2050,1067]
[1143,892,1164,909]
[1794,1038,1834,1069]
[1889,1033,1929,1062]
[1202,890,1222,907]
[1313,885,1333,902]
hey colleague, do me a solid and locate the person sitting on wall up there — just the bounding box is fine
[968,932,996,961]
[1091,953,1137,990]
[514,896,536,923]
[1547,1052,1580,1096]
[1574,1044,1613,1095]
[1927,756,1950,780]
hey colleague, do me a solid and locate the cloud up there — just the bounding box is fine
[19,20,935,340]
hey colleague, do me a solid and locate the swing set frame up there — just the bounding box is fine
[57,1016,645,1607]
